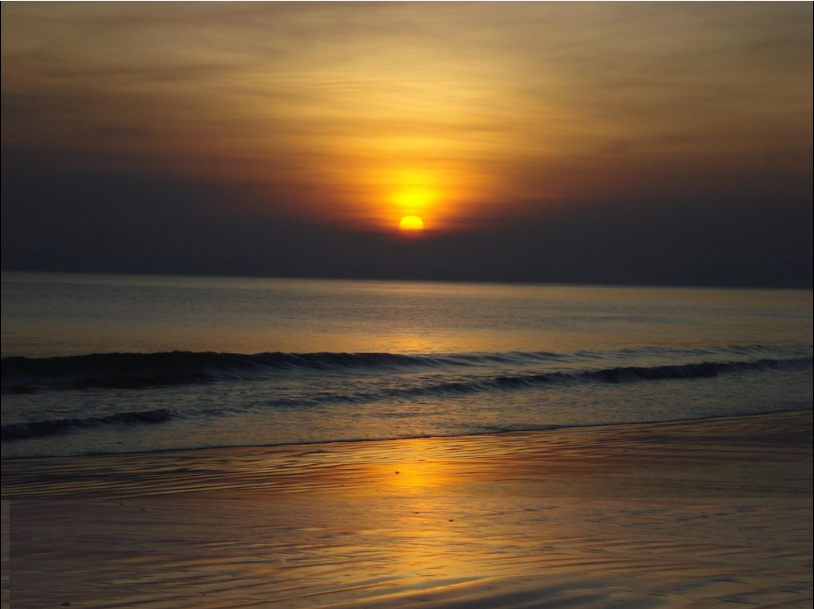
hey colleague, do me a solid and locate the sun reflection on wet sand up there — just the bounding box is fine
[4,412,812,609]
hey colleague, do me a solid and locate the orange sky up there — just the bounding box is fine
[1,3,811,286]
[4,2,811,235]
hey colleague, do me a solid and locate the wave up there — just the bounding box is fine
[3,355,810,444]
[1,408,174,441]
[445,357,813,394]
[0,350,565,392]
[2,347,810,394]
[265,357,813,406]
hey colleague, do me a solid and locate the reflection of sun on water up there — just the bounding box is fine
[373,443,452,496]
[390,464,435,491]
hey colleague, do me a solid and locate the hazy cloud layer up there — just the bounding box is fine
[2,2,811,287]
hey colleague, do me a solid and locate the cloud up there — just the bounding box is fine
[1,2,811,287]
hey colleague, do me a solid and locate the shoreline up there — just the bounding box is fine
[3,409,811,500]
[4,410,812,608]
[2,405,811,463]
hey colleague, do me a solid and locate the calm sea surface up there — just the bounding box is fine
[2,271,811,458]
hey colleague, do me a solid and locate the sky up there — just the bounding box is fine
[2,2,812,288]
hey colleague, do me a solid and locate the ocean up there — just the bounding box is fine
[1,271,811,459]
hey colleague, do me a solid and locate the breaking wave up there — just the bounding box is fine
[2,347,810,394]
[0,350,563,392]
[2,349,810,445]
[1,408,175,441]
[263,357,813,406]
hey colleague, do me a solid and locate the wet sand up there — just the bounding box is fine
[2,411,812,608]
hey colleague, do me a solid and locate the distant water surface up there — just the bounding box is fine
[2,271,811,458]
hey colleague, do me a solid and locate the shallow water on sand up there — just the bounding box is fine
[5,413,812,609]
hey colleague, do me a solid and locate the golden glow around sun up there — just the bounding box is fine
[358,166,472,233]
[391,188,437,211]
[382,170,441,231]
[399,215,425,231]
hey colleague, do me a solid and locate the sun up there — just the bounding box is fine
[399,215,425,233]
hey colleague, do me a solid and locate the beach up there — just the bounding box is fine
[3,410,811,608]
[3,1,812,607]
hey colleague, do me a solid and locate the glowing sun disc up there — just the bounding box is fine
[399,216,425,232]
